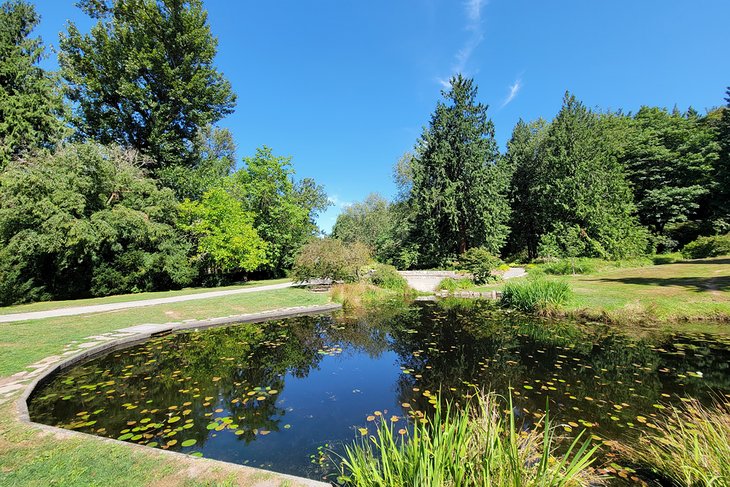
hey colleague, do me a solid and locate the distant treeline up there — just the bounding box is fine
[333,75,729,268]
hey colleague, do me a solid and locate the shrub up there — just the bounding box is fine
[652,252,684,265]
[436,277,475,292]
[337,392,601,487]
[292,239,371,283]
[459,247,502,284]
[541,258,597,275]
[681,234,730,259]
[500,278,571,313]
[364,263,409,291]
[623,399,730,486]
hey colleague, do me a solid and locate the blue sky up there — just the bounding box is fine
[34,0,730,231]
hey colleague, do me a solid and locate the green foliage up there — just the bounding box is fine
[505,93,648,261]
[652,252,684,265]
[436,277,475,292]
[0,0,65,168]
[292,239,371,283]
[332,193,394,260]
[59,0,236,175]
[624,400,730,487]
[500,278,572,313]
[337,392,600,487]
[458,246,502,284]
[504,118,548,259]
[0,143,195,305]
[606,106,719,249]
[407,75,511,267]
[156,125,236,200]
[540,258,597,275]
[178,188,268,275]
[681,234,730,259]
[363,263,409,291]
[228,146,329,275]
[715,89,730,232]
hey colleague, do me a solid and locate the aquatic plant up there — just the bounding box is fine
[500,278,571,313]
[623,399,730,486]
[336,393,602,486]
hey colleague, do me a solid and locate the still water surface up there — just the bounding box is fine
[28,300,730,481]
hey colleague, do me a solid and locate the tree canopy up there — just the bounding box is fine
[406,75,510,267]
[60,0,235,177]
[0,143,195,304]
[0,0,65,168]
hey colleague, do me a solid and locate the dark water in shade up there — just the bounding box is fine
[28,300,730,482]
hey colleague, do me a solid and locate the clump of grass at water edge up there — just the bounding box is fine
[500,278,571,313]
[622,399,730,487]
[335,392,603,487]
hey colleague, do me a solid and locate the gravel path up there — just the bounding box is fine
[0,282,295,323]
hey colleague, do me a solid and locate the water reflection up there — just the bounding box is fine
[28,300,730,479]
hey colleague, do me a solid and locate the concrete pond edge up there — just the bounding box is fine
[15,303,342,487]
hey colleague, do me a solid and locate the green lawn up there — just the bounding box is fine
[0,287,327,377]
[476,257,730,322]
[0,285,328,486]
[0,278,292,315]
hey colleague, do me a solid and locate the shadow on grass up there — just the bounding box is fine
[595,276,730,293]
[674,258,730,266]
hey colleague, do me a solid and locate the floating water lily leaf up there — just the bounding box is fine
[181,439,197,447]
[118,433,134,441]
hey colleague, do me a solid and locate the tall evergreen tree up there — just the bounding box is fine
[532,93,647,259]
[59,0,236,179]
[504,118,548,259]
[715,87,730,231]
[407,75,510,267]
[0,0,65,168]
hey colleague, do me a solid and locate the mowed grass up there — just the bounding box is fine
[475,257,730,322]
[0,278,292,315]
[0,287,328,377]
[0,285,328,486]
[0,399,306,487]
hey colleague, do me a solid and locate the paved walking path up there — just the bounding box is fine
[0,282,295,323]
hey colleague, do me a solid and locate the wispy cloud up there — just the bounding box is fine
[438,0,488,86]
[501,78,522,107]
[327,194,351,209]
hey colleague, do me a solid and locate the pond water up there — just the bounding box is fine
[28,300,730,482]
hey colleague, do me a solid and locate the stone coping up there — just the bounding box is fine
[15,303,342,487]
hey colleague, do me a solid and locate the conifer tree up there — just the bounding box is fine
[407,75,510,267]
[0,0,65,168]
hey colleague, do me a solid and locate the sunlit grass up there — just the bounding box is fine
[336,392,602,487]
[0,287,328,377]
[0,278,292,315]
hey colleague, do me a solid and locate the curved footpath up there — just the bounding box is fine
[0,282,295,323]
[4,304,340,487]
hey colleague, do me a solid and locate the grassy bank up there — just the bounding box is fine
[0,285,329,486]
[474,257,729,323]
[0,278,292,315]
[0,287,328,377]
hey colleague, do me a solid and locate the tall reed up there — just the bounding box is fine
[500,278,571,313]
[336,392,602,486]
[623,399,730,486]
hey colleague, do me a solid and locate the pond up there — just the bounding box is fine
[28,300,730,482]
